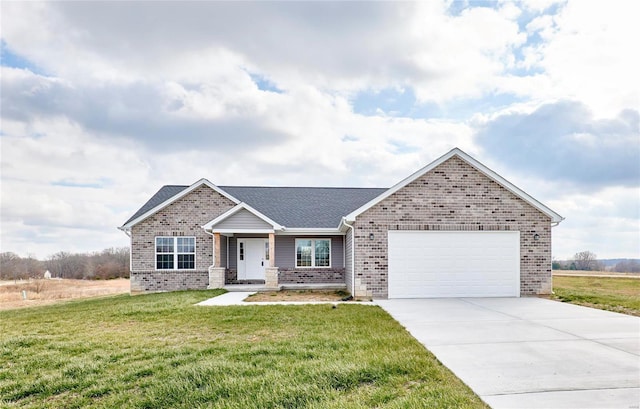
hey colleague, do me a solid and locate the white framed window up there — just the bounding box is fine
[295,238,331,268]
[155,236,195,270]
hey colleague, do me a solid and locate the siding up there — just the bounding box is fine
[219,235,227,268]
[228,237,237,270]
[214,209,273,230]
[345,228,353,294]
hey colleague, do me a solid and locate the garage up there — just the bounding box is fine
[388,231,520,298]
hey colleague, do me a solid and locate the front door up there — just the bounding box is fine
[238,239,267,280]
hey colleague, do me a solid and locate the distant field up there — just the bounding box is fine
[552,276,640,316]
[553,269,640,277]
[0,278,129,310]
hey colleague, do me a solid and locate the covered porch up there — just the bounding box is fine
[202,202,347,292]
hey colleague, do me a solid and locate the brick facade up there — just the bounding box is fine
[353,156,552,298]
[279,268,345,284]
[127,154,555,297]
[130,270,209,293]
[130,185,236,292]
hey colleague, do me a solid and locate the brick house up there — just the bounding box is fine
[119,148,563,298]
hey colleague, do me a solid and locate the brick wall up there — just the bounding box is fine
[130,270,209,292]
[279,268,345,284]
[354,156,552,298]
[130,185,236,292]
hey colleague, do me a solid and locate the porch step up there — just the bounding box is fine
[278,283,347,291]
[223,283,347,292]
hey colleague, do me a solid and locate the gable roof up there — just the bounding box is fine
[120,179,239,229]
[121,184,386,230]
[343,147,564,224]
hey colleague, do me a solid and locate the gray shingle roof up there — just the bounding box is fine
[122,184,387,228]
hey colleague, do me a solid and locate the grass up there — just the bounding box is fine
[245,289,351,302]
[0,278,130,310]
[552,276,640,316]
[0,290,486,408]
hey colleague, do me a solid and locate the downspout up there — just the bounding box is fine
[342,218,356,296]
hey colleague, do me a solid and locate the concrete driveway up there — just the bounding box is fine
[375,297,640,409]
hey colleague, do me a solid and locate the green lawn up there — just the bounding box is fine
[553,276,640,316]
[0,291,486,408]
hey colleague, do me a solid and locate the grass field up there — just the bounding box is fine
[0,278,130,310]
[0,290,486,408]
[552,275,640,316]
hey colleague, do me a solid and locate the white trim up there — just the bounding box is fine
[343,148,564,224]
[154,236,196,271]
[295,238,332,268]
[121,179,240,229]
[212,229,275,234]
[278,228,344,236]
[202,202,284,231]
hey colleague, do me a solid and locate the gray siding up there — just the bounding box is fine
[345,229,353,294]
[228,237,237,269]
[220,235,227,268]
[274,235,344,269]
[214,209,273,230]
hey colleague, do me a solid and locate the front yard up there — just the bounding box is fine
[0,290,486,408]
[552,275,640,316]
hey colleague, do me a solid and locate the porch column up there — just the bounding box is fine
[265,232,278,290]
[268,233,275,268]
[214,233,221,268]
[208,232,225,289]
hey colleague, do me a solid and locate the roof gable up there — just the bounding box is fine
[120,179,239,229]
[202,203,283,232]
[343,148,564,224]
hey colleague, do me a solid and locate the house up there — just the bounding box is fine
[119,148,563,299]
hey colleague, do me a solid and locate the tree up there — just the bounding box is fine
[614,260,640,273]
[572,251,601,271]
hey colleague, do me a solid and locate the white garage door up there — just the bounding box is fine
[388,231,520,298]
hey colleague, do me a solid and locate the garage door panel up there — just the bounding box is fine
[388,231,520,298]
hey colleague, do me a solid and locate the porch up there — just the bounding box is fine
[202,203,347,291]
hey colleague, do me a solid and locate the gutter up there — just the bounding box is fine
[117,226,131,238]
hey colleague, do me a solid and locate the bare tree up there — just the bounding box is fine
[614,260,640,273]
[573,251,601,271]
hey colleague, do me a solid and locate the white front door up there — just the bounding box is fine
[238,239,267,280]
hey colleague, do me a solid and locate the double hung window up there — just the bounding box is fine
[295,239,330,268]
[155,237,195,270]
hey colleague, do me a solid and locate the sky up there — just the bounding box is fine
[1,0,639,261]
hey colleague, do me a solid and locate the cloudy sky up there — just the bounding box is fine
[1,0,638,260]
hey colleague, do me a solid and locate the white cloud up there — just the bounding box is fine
[517,0,640,117]
[1,0,637,261]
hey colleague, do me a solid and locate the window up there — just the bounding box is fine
[295,239,331,268]
[155,237,195,270]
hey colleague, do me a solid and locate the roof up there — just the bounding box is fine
[343,147,564,224]
[121,147,564,230]
[122,184,386,229]
[220,186,387,228]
